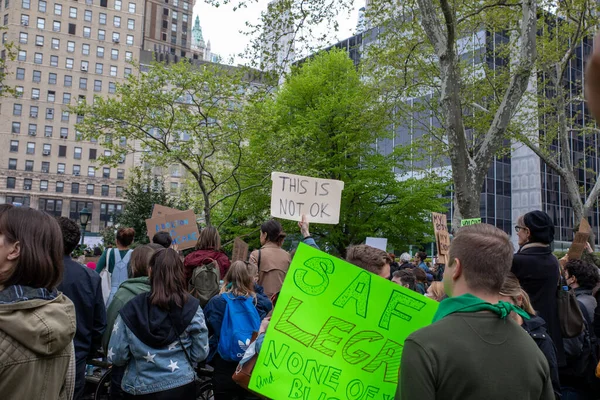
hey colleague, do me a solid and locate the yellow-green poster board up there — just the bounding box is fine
[249,243,439,399]
[460,218,482,227]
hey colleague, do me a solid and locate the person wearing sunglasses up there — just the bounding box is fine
[512,210,565,367]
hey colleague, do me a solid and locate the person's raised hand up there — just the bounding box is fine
[298,214,310,238]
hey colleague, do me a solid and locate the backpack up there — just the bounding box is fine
[189,259,220,308]
[217,293,260,362]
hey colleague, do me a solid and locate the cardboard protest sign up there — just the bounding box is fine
[432,212,449,264]
[567,218,592,261]
[232,237,249,262]
[270,172,345,224]
[145,209,199,250]
[366,237,388,252]
[151,204,180,218]
[460,218,481,227]
[248,243,439,399]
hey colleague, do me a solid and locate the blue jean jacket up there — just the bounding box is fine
[108,307,209,395]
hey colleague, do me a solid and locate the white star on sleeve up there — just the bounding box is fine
[167,360,179,372]
[107,348,115,361]
[143,352,156,363]
[168,341,178,350]
[112,321,119,334]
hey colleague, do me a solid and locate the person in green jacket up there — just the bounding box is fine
[397,224,554,400]
[103,244,158,399]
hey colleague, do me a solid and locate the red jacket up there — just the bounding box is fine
[183,249,231,281]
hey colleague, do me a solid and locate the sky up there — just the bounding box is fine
[192,0,363,65]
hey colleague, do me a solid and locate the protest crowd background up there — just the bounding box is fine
[6,24,600,400]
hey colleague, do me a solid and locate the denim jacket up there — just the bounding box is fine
[108,307,209,395]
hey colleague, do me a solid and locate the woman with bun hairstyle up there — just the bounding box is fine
[96,227,135,305]
[511,210,564,366]
[249,219,291,297]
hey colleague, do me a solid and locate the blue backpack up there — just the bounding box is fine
[217,293,261,362]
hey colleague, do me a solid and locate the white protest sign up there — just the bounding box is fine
[366,237,388,251]
[270,172,345,224]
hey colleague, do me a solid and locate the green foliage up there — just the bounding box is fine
[229,49,449,254]
[100,227,116,248]
[117,168,174,244]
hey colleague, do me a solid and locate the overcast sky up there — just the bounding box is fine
[192,0,363,65]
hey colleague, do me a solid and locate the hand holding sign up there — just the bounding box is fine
[271,172,345,224]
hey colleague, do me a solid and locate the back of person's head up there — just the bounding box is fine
[149,248,187,310]
[449,223,513,293]
[222,260,256,297]
[260,219,286,246]
[152,231,172,249]
[196,225,221,250]
[0,204,14,216]
[94,246,102,256]
[427,281,447,302]
[147,243,165,251]
[499,272,536,314]
[413,267,427,283]
[55,216,81,256]
[520,210,555,244]
[400,252,411,263]
[0,207,63,290]
[416,251,427,262]
[116,227,135,247]
[129,245,157,278]
[393,269,416,291]
[565,259,600,290]
[346,245,392,278]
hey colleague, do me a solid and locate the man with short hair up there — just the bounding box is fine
[345,244,391,278]
[392,269,417,292]
[56,217,107,400]
[397,224,553,400]
[152,230,172,248]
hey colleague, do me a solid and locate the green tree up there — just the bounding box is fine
[237,49,448,254]
[74,60,264,227]
[117,168,174,244]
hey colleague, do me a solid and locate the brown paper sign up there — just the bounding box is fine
[567,218,591,261]
[151,204,181,218]
[232,237,249,262]
[146,209,199,250]
[432,212,449,264]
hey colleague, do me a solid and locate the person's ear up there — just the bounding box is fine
[516,294,523,308]
[452,258,462,281]
[6,241,20,261]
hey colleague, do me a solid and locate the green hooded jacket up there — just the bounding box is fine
[102,276,150,351]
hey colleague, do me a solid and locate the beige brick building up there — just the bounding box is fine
[0,0,196,234]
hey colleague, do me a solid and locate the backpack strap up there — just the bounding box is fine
[257,249,261,271]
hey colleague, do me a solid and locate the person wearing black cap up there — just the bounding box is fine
[512,210,565,366]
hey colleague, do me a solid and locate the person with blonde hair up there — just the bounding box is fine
[426,281,447,302]
[500,273,561,398]
[204,261,272,399]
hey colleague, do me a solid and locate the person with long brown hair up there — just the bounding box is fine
[204,261,272,400]
[108,248,209,399]
[249,219,291,297]
[0,207,76,399]
[184,225,231,280]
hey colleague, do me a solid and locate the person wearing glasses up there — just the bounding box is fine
[511,210,565,367]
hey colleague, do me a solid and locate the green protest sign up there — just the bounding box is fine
[460,218,482,227]
[248,243,439,399]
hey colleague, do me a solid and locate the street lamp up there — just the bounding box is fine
[79,207,92,246]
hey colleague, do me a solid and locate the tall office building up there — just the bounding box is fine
[0,0,147,233]
[142,0,194,58]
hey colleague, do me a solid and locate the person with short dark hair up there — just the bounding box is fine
[512,210,564,365]
[152,231,172,249]
[413,267,428,295]
[345,244,392,278]
[56,217,107,400]
[392,269,417,292]
[398,224,553,400]
[249,219,291,297]
[96,227,135,305]
[0,207,77,399]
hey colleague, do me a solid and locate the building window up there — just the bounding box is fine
[13,104,22,116]
[113,15,120,27]
[114,0,120,10]
[41,161,49,172]
[29,105,38,117]
[11,122,20,133]
[56,181,64,192]
[57,162,65,173]
[45,108,53,119]
[124,67,131,77]
[50,55,58,66]
[62,92,71,104]
[111,48,118,59]
[110,65,117,76]
[84,9,91,21]
[54,3,60,14]
[17,50,26,61]
[64,75,72,86]
[28,123,37,135]
[83,26,90,37]
[16,67,24,80]
[163,7,168,15]
[47,90,55,102]
[86,184,94,195]
[89,149,97,159]
[171,23,176,32]
[51,37,59,49]
[44,125,52,137]
[26,142,35,154]
[32,70,41,82]
[61,111,69,121]
[40,180,48,191]
[37,0,45,12]
[172,11,177,19]
[10,140,19,152]
[58,145,66,157]
[82,43,90,55]
[70,201,92,220]
[125,51,132,61]
[99,12,106,24]
[19,31,27,43]
[128,2,134,13]
[60,127,68,139]
[48,72,56,84]
[8,158,17,170]
[115,186,124,197]
[127,18,133,30]
[65,58,73,69]
[34,52,42,63]
[88,166,95,177]
[35,34,43,45]
[15,86,24,97]
[102,167,110,178]
[98,29,105,40]
[23,178,32,190]
[79,77,87,90]
[31,88,40,99]
[67,40,74,52]
[101,185,109,196]
[24,160,33,171]
[126,34,133,45]
[36,16,43,28]
[52,20,59,31]
[6,195,31,206]
[6,177,16,189]
[22,0,29,8]
[42,143,51,155]
[68,22,75,34]
[71,183,79,194]
[97,46,104,57]
[73,164,80,175]
[69,6,76,18]
[39,198,62,216]
[94,79,102,91]
[108,82,116,93]
[81,60,88,71]
[95,63,103,74]
[100,203,122,226]
[72,147,81,159]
